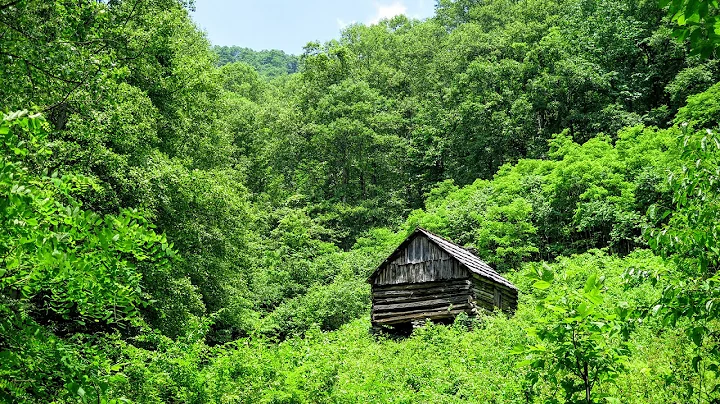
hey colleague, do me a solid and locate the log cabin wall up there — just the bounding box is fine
[471,274,518,314]
[369,228,519,327]
[371,279,474,325]
[371,235,475,325]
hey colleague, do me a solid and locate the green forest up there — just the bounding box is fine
[2,0,720,402]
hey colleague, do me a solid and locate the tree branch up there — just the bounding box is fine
[0,0,20,11]
[45,61,104,114]
[0,16,36,41]
[23,59,35,98]
[0,51,83,85]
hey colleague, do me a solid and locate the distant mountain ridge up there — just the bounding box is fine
[213,46,298,78]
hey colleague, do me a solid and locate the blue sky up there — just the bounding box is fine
[190,1,436,55]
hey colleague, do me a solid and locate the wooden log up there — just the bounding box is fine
[471,273,516,294]
[372,302,472,318]
[472,288,492,300]
[373,297,471,312]
[374,289,467,299]
[373,279,470,291]
[373,293,469,304]
[472,277,495,291]
[378,281,469,291]
[373,286,469,297]
[373,290,468,300]
[373,285,471,300]
[373,308,471,325]
[373,291,473,305]
[373,307,471,321]
[472,288,495,302]
[374,303,470,317]
[470,284,518,314]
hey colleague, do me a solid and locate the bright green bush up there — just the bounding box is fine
[99,250,698,404]
[0,111,182,401]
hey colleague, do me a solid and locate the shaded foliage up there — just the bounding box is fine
[2,0,720,401]
[213,46,299,78]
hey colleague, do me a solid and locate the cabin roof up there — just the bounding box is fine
[369,227,517,291]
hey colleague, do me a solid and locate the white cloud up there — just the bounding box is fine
[337,18,355,29]
[367,1,408,25]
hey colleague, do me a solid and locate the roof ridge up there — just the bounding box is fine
[415,227,517,290]
[417,227,478,253]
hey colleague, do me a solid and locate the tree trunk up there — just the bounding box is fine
[584,362,591,404]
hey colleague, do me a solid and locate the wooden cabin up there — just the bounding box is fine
[368,228,518,328]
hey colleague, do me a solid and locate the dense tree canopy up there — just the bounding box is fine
[2,0,720,402]
[214,46,299,78]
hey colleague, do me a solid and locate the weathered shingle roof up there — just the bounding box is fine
[418,228,517,291]
[370,227,517,291]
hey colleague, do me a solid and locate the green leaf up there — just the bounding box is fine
[688,326,706,346]
[586,290,604,306]
[584,274,598,294]
[577,302,591,317]
[533,280,552,290]
[677,13,687,25]
[673,28,690,41]
[541,266,554,282]
[516,359,534,368]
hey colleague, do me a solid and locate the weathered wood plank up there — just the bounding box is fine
[372,303,472,318]
[472,288,494,302]
[373,281,470,292]
[412,239,416,262]
[373,308,471,324]
[373,278,470,291]
[421,236,427,264]
[374,292,470,303]
[472,273,516,294]
[373,296,471,312]
[374,292,473,305]
[373,236,468,286]
[415,237,422,262]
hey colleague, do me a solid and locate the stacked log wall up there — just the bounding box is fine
[370,233,518,325]
[371,279,474,325]
[471,274,518,314]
